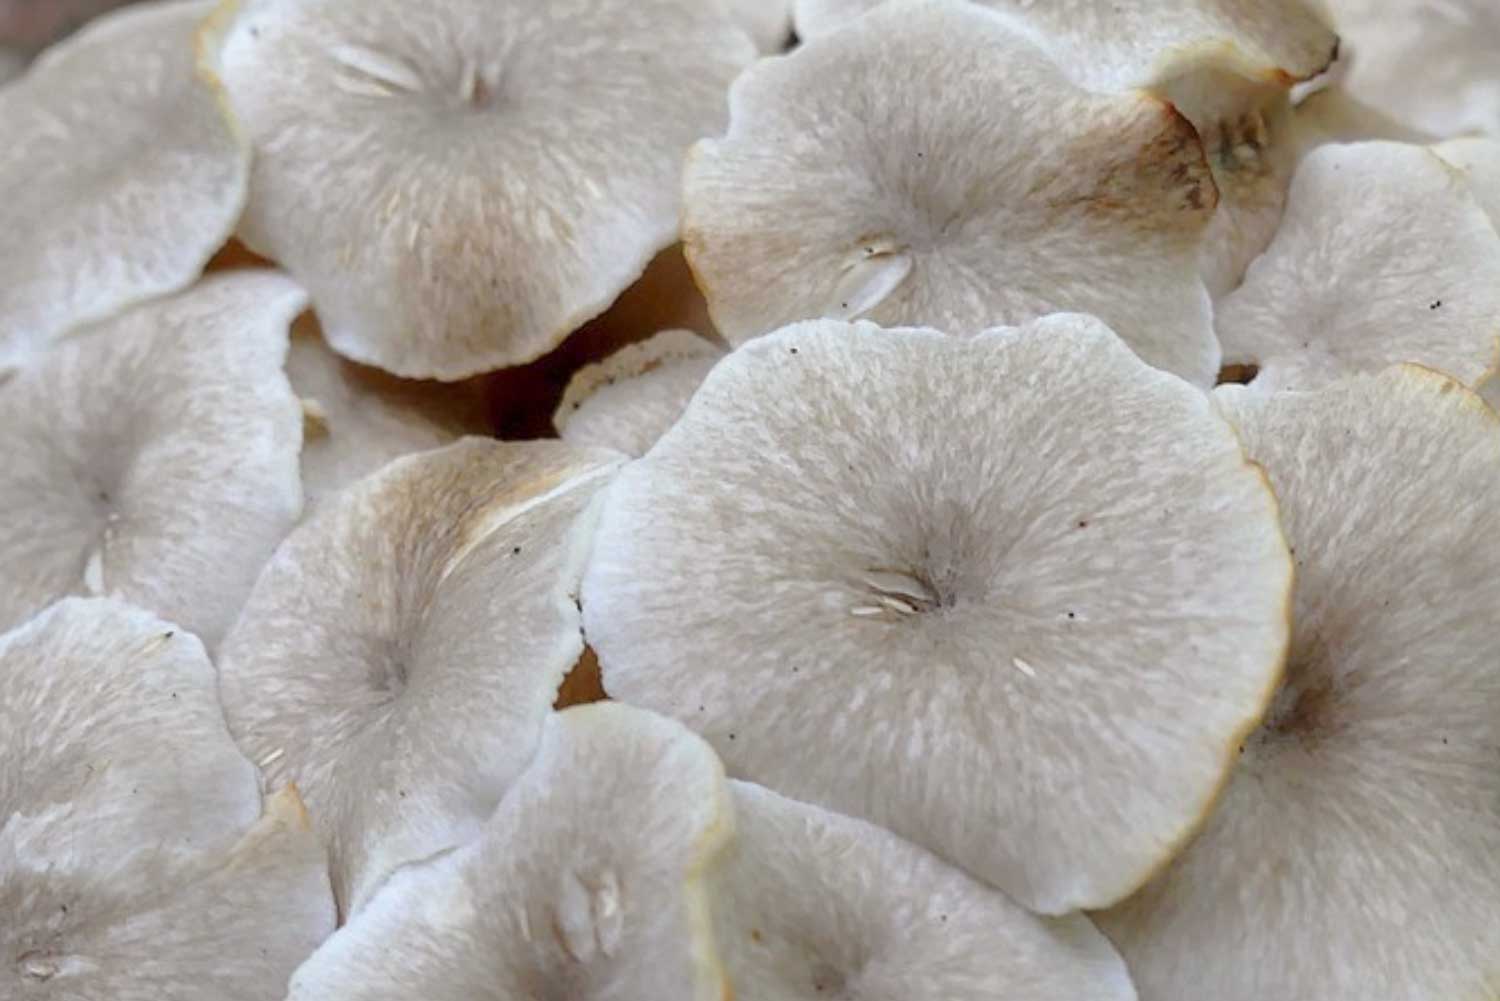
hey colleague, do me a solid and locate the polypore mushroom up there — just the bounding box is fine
[217,438,625,914]
[789,0,1339,297]
[0,597,335,999]
[683,0,1222,386]
[1326,0,1499,137]
[714,780,1137,1000]
[0,270,305,646]
[582,314,1292,914]
[284,703,732,1001]
[1216,141,1500,392]
[1099,366,1500,1000]
[554,329,725,456]
[0,0,249,375]
[286,314,491,513]
[204,0,755,379]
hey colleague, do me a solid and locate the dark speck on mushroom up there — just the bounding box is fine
[1429,300,1443,310]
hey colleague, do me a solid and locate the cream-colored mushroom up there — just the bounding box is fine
[205,0,755,379]
[284,703,733,1001]
[1216,141,1500,391]
[0,270,306,647]
[0,597,335,999]
[218,438,625,914]
[1100,367,1500,1000]
[554,329,725,457]
[583,314,1291,914]
[0,0,249,375]
[685,0,1223,384]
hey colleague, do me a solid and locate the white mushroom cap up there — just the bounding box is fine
[1291,86,1436,148]
[582,314,1292,914]
[794,0,1336,90]
[0,270,306,646]
[1100,367,1500,1000]
[683,0,1222,385]
[790,1,1337,299]
[1216,141,1500,392]
[715,781,1137,1000]
[285,703,733,1001]
[207,0,755,380]
[728,0,793,52]
[286,314,491,514]
[554,329,725,457]
[1433,136,1500,229]
[0,0,249,374]
[218,438,625,914]
[1327,0,1500,137]
[0,597,335,998]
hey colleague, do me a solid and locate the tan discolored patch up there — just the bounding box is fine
[1056,99,1218,226]
[555,646,608,709]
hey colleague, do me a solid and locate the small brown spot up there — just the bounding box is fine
[555,647,607,709]
[1217,362,1260,386]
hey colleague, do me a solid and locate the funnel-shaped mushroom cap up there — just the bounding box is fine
[207,0,755,380]
[555,330,725,456]
[286,314,490,513]
[0,598,335,999]
[0,0,248,374]
[0,271,305,645]
[1217,141,1500,392]
[683,0,1221,385]
[715,781,1137,1000]
[582,314,1292,914]
[219,438,625,914]
[796,0,1336,301]
[1328,0,1500,137]
[730,0,792,51]
[1099,367,1500,1000]
[285,703,733,1001]
[1434,137,1500,229]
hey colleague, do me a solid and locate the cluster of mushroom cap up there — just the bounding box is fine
[3,0,1500,998]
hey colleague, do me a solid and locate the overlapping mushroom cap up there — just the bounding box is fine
[285,703,733,1001]
[1,597,334,999]
[1435,137,1500,228]
[0,270,305,646]
[683,0,1222,385]
[1216,141,1500,392]
[582,314,1292,914]
[715,781,1137,1000]
[1100,367,1500,1000]
[793,0,1335,86]
[554,329,725,457]
[218,438,624,913]
[0,0,248,375]
[207,0,755,379]
[788,0,1338,297]
[286,315,491,513]
[1327,0,1500,137]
